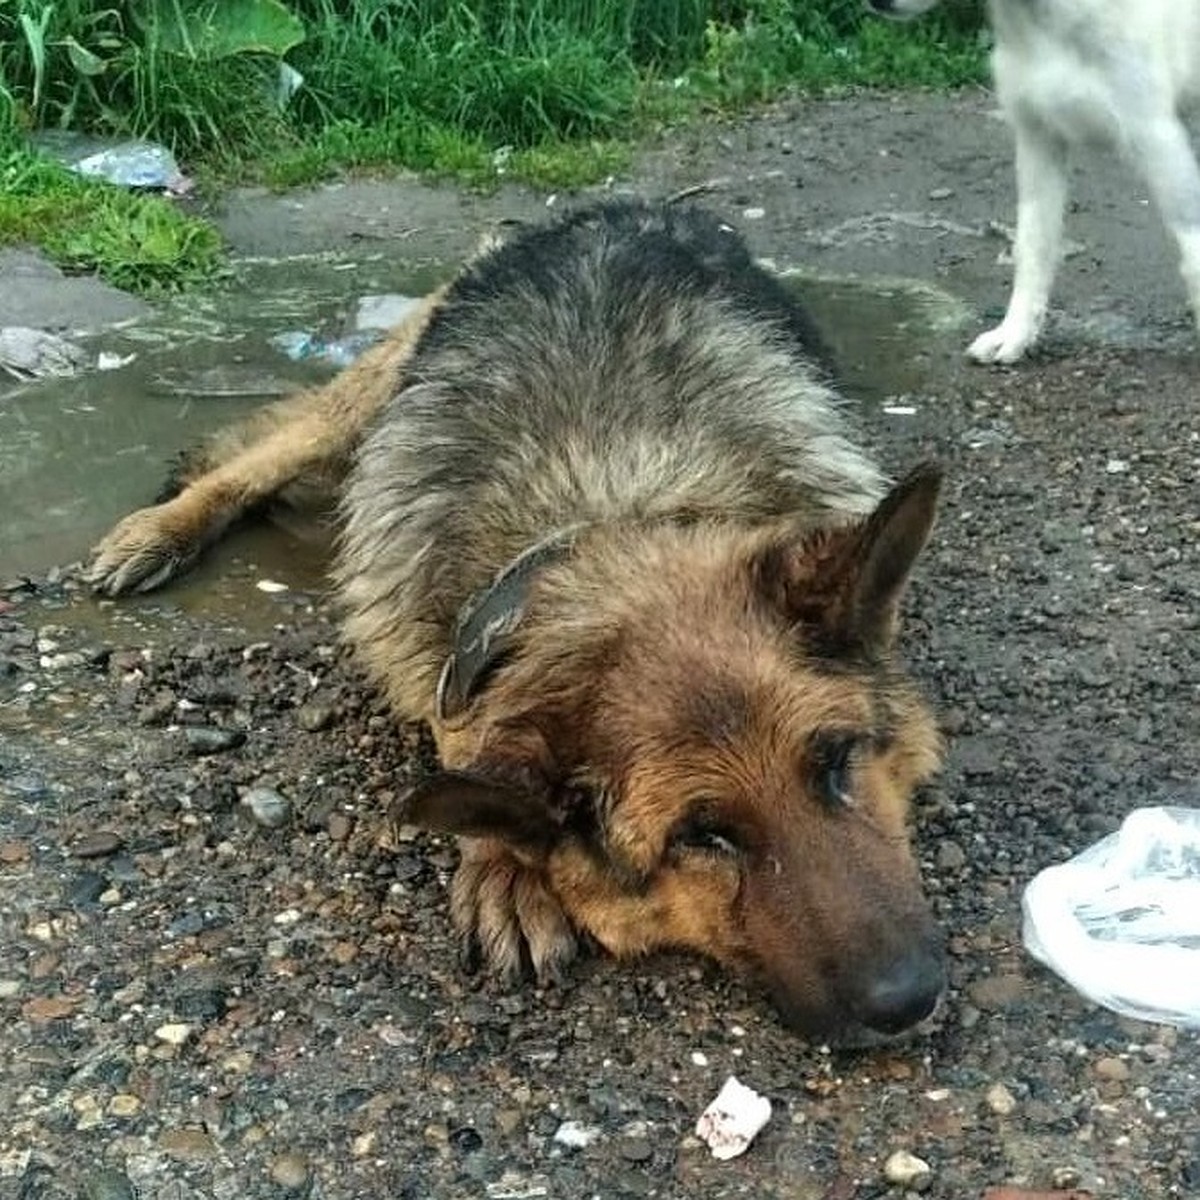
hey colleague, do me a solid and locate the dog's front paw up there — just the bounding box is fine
[86,502,207,596]
[451,838,581,985]
[966,320,1037,364]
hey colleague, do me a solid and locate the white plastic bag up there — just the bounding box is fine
[1021,806,1200,1028]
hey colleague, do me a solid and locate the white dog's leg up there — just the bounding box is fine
[1123,112,1200,334]
[969,119,1069,364]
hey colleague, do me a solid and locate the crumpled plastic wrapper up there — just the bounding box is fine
[694,1075,772,1160]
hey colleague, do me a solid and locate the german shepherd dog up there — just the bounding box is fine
[869,0,1200,362]
[88,201,946,1040]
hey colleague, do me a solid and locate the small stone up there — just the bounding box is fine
[184,726,246,755]
[242,787,291,829]
[22,995,80,1022]
[450,1127,483,1154]
[327,812,353,841]
[1051,1166,1083,1189]
[495,1110,522,1137]
[296,702,334,732]
[159,1128,216,1163]
[985,1082,1017,1116]
[883,1150,932,1191]
[81,1168,136,1200]
[741,206,766,220]
[553,1120,602,1149]
[1093,1056,1130,1082]
[330,940,358,966]
[619,1136,653,1163]
[72,831,123,858]
[690,1051,709,1067]
[223,1050,254,1074]
[154,1022,193,1046]
[0,979,22,999]
[108,1093,143,1117]
[352,1130,377,1157]
[0,840,30,864]
[967,974,1026,1011]
[935,840,967,871]
[269,1152,311,1190]
[928,187,954,200]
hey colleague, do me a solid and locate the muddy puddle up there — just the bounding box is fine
[0,254,967,638]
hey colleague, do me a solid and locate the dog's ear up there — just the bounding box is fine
[396,770,566,855]
[759,462,942,655]
[838,462,941,649]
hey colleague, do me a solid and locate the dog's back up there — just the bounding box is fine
[990,0,1200,135]
[338,202,885,718]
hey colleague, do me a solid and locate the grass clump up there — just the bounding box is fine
[0,145,224,292]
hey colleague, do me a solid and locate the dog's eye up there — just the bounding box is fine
[669,813,742,858]
[813,737,857,810]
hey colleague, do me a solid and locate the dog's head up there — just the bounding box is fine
[402,465,947,1040]
[863,0,944,19]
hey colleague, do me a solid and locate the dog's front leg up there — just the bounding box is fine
[969,118,1069,364]
[1123,111,1200,336]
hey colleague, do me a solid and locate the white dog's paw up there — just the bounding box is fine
[966,321,1038,365]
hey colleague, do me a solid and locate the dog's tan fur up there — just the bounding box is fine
[89,202,946,1037]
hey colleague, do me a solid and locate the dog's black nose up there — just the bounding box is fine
[857,944,945,1034]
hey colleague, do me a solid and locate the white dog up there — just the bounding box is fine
[866,0,1200,362]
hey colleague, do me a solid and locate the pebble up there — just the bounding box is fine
[296,701,334,731]
[242,787,291,829]
[184,726,246,755]
[1093,1056,1130,1082]
[154,1022,193,1046]
[985,1082,1017,1116]
[553,1120,602,1149]
[928,186,954,200]
[967,974,1026,1011]
[883,1149,933,1191]
[81,1169,136,1200]
[269,1152,311,1190]
[0,840,30,864]
[23,995,80,1022]
[618,1136,654,1163]
[158,1128,216,1163]
[935,840,967,871]
[108,1093,143,1117]
[71,830,123,858]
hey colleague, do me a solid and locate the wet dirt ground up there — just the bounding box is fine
[1,91,1198,1199]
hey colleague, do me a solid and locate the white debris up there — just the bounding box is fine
[97,351,137,371]
[741,206,766,221]
[354,293,421,332]
[690,1051,709,1067]
[883,404,918,416]
[255,578,289,593]
[552,1120,603,1149]
[0,326,88,380]
[154,1022,192,1046]
[883,1149,933,1189]
[694,1075,772,1160]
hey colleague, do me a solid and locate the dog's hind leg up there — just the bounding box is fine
[87,287,447,596]
[968,118,1070,364]
[1122,112,1200,337]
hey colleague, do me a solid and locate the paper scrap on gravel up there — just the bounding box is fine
[694,1075,771,1160]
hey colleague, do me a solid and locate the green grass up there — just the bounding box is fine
[0,0,987,288]
[0,145,224,292]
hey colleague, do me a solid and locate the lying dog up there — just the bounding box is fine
[868,0,1200,362]
[89,200,946,1039]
